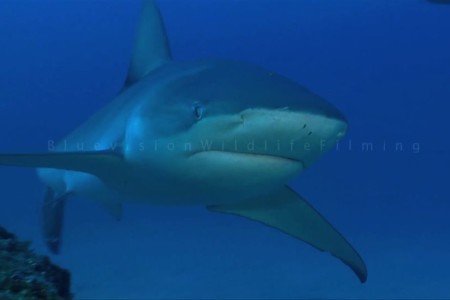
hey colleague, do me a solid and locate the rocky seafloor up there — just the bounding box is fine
[0,226,72,300]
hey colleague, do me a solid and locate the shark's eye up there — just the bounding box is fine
[192,102,204,120]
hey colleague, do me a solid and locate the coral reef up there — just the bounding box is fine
[0,226,72,300]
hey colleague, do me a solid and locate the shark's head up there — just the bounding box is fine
[125,60,347,200]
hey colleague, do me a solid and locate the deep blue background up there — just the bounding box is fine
[1,0,449,298]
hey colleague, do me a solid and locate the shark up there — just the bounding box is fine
[0,0,367,282]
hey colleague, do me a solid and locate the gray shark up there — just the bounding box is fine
[0,0,367,282]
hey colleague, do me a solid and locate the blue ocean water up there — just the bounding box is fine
[0,0,449,298]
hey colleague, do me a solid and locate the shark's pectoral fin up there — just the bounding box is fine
[0,150,124,178]
[42,188,70,254]
[207,186,368,283]
[125,0,172,86]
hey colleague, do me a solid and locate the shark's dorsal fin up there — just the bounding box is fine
[125,0,172,86]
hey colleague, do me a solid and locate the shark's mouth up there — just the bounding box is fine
[190,150,305,167]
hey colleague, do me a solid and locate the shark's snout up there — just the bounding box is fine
[229,107,348,168]
[290,111,348,167]
[328,108,348,139]
[328,114,348,140]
